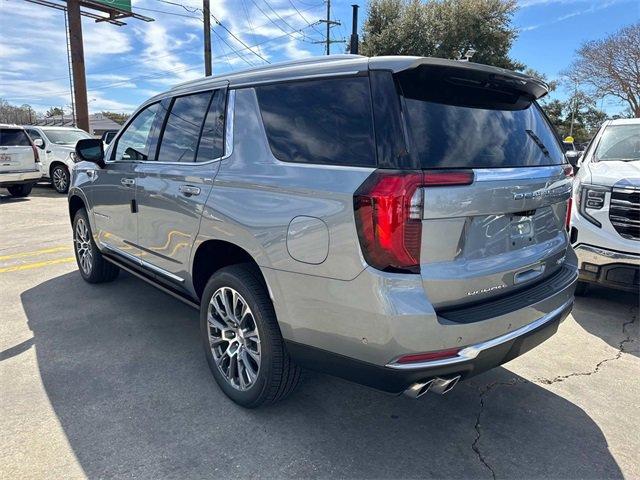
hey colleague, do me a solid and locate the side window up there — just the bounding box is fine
[255,76,376,167]
[196,89,226,162]
[0,129,31,146]
[157,91,212,163]
[26,129,44,143]
[114,102,160,161]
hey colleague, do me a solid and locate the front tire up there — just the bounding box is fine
[7,183,33,197]
[200,264,300,408]
[73,208,119,283]
[51,164,70,194]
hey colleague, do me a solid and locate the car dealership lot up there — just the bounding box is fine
[1,186,638,480]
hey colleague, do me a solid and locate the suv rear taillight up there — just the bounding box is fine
[354,169,473,273]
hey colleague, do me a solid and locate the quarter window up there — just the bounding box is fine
[157,91,213,163]
[196,89,226,162]
[255,77,376,167]
[114,102,161,161]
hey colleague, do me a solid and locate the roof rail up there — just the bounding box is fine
[172,54,365,90]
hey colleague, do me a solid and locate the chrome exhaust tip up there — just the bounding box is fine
[430,375,461,395]
[403,379,435,399]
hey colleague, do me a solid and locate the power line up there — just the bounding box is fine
[209,12,270,63]
[287,0,324,37]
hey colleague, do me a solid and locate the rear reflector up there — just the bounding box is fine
[565,197,572,231]
[396,348,461,364]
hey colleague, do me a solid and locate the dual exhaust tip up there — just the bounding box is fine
[404,375,461,399]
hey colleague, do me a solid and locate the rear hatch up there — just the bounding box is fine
[0,127,37,173]
[398,64,572,310]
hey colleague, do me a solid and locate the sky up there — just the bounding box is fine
[0,0,637,115]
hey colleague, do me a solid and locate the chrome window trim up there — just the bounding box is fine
[232,70,361,89]
[106,89,235,167]
[474,165,565,181]
[386,299,573,370]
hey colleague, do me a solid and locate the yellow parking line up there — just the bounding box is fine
[0,257,76,273]
[0,246,71,261]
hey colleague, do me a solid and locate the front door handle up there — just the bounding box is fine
[120,178,135,187]
[179,185,201,197]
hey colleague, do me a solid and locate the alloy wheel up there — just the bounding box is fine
[207,287,261,391]
[52,167,68,192]
[74,218,93,275]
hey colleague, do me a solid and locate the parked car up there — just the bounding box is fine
[100,129,118,145]
[23,126,92,193]
[0,124,42,197]
[569,118,639,294]
[68,55,577,407]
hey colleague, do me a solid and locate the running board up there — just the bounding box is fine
[103,255,200,310]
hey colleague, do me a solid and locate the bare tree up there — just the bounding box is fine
[569,23,640,117]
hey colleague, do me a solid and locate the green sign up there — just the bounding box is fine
[94,0,131,12]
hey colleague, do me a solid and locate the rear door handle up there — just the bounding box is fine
[179,185,201,197]
[120,178,135,187]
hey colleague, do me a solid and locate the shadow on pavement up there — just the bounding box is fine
[572,285,639,358]
[20,271,623,479]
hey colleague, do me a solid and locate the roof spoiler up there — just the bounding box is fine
[371,56,549,100]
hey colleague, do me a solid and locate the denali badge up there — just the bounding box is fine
[466,284,507,297]
[513,185,570,200]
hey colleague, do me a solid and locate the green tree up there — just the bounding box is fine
[540,93,608,145]
[100,111,130,125]
[45,107,64,118]
[360,0,523,70]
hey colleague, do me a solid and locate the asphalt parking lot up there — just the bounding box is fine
[1,185,638,480]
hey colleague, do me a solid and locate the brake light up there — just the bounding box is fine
[565,197,572,231]
[563,164,573,177]
[354,169,473,273]
[396,347,461,364]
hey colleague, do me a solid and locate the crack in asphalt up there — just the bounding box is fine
[470,310,637,479]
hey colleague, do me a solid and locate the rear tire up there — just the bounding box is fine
[200,264,300,408]
[51,164,70,194]
[73,208,119,283]
[7,183,33,197]
[575,281,589,296]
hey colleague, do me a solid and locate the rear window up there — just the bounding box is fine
[255,77,376,167]
[0,129,31,147]
[398,69,565,169]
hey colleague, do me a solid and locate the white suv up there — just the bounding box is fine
[569,118,640,294]
[0,125,42,197]
[23,126,92,193]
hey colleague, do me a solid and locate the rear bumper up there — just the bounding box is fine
[286,299,573,394]
[574,243,640,292]
[0,169,42,186]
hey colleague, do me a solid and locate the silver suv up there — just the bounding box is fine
[68,55,578,407]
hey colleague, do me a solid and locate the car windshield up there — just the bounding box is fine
[594,124,640,161]
[44,129,91,145]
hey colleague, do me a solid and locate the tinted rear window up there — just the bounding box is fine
[255,77,376,167]
[0,129,31,146]
[398,70,564,169]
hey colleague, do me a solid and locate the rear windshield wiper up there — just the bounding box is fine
[526,129,550,157]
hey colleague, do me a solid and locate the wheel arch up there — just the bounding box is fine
[68,192,87,225]
[49,160,69,178]
[191,240,270,301]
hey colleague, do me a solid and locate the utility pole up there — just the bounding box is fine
[203,0,212,76]
[66,0,89,132]
[316,0,341,55]
[569,82,578,138]
[349,4,359,54]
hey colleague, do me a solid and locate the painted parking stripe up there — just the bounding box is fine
[0,257,76,273]
[0,246,71,261]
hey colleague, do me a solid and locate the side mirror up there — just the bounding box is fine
[75,138,105,167]
[33,138,44,148]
